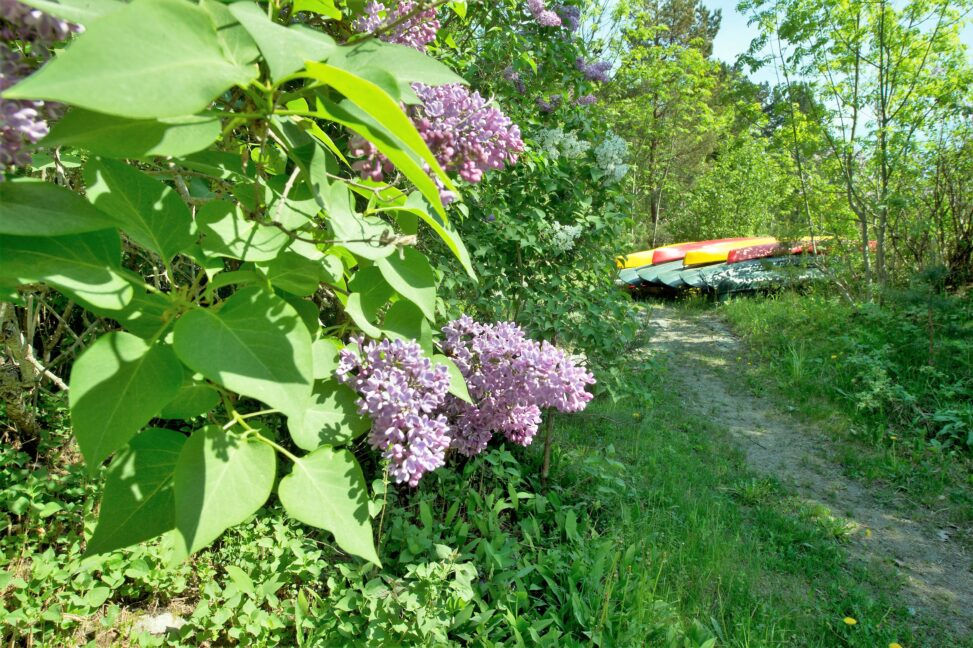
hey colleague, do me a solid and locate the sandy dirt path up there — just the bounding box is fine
[645,304,973,639]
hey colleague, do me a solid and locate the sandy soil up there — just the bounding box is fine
[645,304,973,639]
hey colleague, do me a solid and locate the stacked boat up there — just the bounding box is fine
[615,236,828,297]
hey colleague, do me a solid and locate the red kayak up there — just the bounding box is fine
[651,237,753,265]
[726,237,833,264]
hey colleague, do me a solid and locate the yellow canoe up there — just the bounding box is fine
[683,237,778,266]
[615,241,695,269]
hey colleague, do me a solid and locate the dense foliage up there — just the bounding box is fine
[0,0,613,573]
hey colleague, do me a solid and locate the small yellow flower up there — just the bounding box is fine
[831,354,838,360]
[889,643,903,648]
[889,435,898,441]
[843,617,857,625]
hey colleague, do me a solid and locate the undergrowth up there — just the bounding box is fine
[4,342,964,646]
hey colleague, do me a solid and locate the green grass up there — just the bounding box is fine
[718,290,973,524]
[550,373,962,647]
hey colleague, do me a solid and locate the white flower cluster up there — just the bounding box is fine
[549,221,584,254]
[535,127,590,161]
[594,133,629,184]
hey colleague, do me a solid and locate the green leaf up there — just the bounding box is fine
[257,248,323,296]
[347,266,393,319]
[44,109,221,158]
[0,230,133,310]
[18,0,122,23]
[69,332,183,470]
[325,40,466,100]
[228,1,336,82]
[343,266,392,337]
[278,447,378,565]
[289,380,368,451]
[225,565,255,595]
[376,248,437,321]
[343,294,381,337]
[173,426,276,555]
[199,0,260,68]
[4,0,256,119]
[312,337,341,380]
[0,179,116,236]
[397,192,474,280]
[159,381,221,420]
[85,269,176,339]
[197,200,290,262]
[311,96,448,218]
[84,158,195,261]
[382,300,432,354]
[433,354,472,404]
[85,428,186,556]
[322,182,396,260]
[173,287,313,419]
[293,0,341,20]
[304,63,454,196]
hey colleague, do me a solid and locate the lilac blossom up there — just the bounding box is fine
[503,65,526,94]
[0,46,47,175]
[0,1,78,175]
[575,93,597,106]
[527,0,562,27]
[337,337,452,487]
[576,57,612,83]
[352,0,439,51]
[555,4,580,32]
[0,0,79,45]
[536,94,562,113]
[349,83,524,199]
[441,316,595,457]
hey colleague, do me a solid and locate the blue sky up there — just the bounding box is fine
[706,0,973,86]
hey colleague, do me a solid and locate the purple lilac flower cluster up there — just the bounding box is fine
[527,0,562,27]
[576,57,612,83]
[555,4,580,32]
[0,1,78,175]
[0,46,46,173]
[352,0,439,51]
[0,0,78,44]
[441,316,596,457]
[536,94,562,113]
[350,83,523,201]
[336,337,452,487]
[502,66,526,95]
[575,93,597,106]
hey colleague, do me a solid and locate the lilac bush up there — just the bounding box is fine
[441,316,596,457]
[352,0,439,51]
[337,337,452,487]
